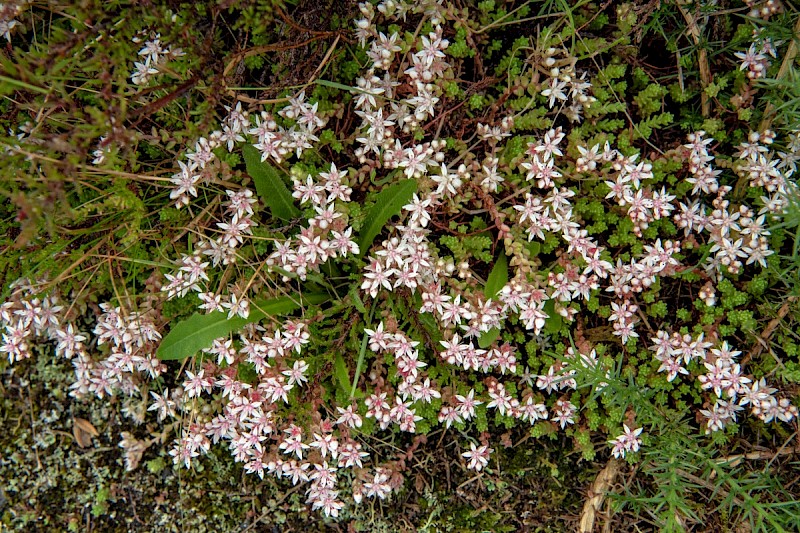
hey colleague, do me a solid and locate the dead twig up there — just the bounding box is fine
[170,194,220,245]
[223,39,319,79]
[579,458,621,533]
[741,295,797,366]
[456,472,484,490]
[275,7,341,37]
[678,4,712,118]
[713,445,800,470]
[223,34,340,105]
[675,468,744,507]
[127,73,201,129]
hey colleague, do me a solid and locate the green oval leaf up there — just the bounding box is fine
[334,354,351,394]
[484,251,508,299]
[358,178,417,257]
[478,252,509,348]
[156,293,328,360]
[242,144,299,221]
[542,299,563,335]
[478,327,501,349]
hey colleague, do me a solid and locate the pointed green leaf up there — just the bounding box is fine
[348,285,367,314]
[484,251,508,299]
[358,178,417,257]
[350,329,370,399]
[157,293,328,360]
[412,293,443,345]
[242,144,299,221]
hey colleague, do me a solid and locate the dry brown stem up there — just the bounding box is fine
[678,4,712,118]
[222,35,340,105]
[579,458,621,533]
[742,295,798,366]
[714,445,800,470]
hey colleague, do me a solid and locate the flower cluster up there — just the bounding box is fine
[609,424,643,459]
[164,317,408,517]
[678,129,793,276]
[1,279,163,401]
[343,2,800,476]
[257,90,326,163]
[734,30,778,80]
[130,32,184,86]
[355,121,799,474]
[538,47,596,122]
[269,162,361,281]
[162,92,359,292]
[745,0,784,20]
[651,330,797,433]
[167,102,250,209]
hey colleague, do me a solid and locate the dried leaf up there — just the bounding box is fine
[73,417,99,448]
[414,473,425,493]
[119,432,151,471]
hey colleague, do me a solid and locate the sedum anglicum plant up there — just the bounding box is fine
[2,0,800,526]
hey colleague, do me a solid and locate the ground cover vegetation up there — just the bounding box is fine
[2,0,800,531]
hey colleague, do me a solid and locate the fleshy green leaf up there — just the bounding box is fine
[358,178,417,257]
[242,144,299,221]
[484,251,508,299]
[157,293,328,360]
